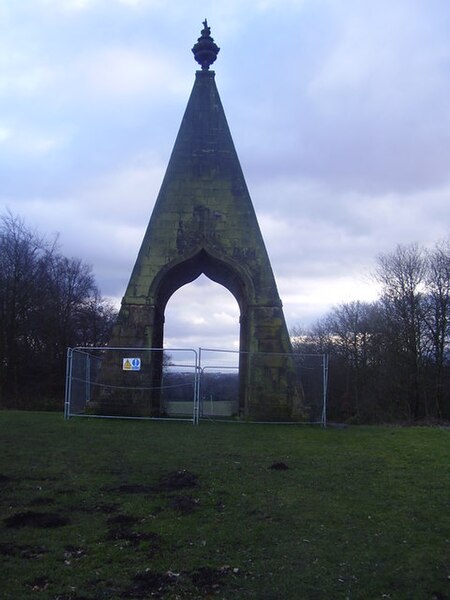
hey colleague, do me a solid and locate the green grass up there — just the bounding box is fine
[0,412,449,599]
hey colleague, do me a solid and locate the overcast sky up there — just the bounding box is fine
[2,0,450,350]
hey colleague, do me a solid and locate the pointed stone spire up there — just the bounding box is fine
[96,23,304,420]
[192,19,220,70]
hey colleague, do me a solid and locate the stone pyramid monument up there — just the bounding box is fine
[99,21,303,420]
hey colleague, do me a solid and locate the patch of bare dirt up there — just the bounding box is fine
[4,511,70,528]
[78,500,119,514]
[270,462,289,470]
[0,543,48,558]
[104,470,199,498]
[156,470,198,491]
[120,570,175,598]
[52,593,92,600]
[103,483,154,494]
[107,513,139,527]
[191,566,227,595]
[26,575,50,591]
[106,523,162,551]
[29,496,55,506]
[118,565,238,598]
[63,545,87,563]
[168,495,198,515]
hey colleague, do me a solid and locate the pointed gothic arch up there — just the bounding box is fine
[150,248,256,320]
[146,248,255,415]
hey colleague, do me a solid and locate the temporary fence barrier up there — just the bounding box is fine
[198,348,328,425]
[64,347,199,423]
[65,347,328,426]
[198,348,240,418]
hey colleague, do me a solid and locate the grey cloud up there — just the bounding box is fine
[2,0,450,347]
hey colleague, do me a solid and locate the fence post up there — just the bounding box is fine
[64,348,73,420]
[321,353,329,428]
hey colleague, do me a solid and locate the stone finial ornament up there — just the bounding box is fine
[192,19,220,70]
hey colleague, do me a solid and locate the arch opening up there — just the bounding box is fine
[164,274,241,417]
[164,273,240,351]
[144,250,252,417]
[151,248,254,314]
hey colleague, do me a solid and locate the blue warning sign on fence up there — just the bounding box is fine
[122,358,141,371]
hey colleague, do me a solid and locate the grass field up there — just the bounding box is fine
[0,412,448,599]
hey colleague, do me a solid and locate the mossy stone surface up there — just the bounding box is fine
[102,70,302,420]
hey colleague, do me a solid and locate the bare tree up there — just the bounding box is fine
[292,241,449,423]
[292,302,384,422]
[46,255,98,358]
[325,301,385,420]
[0,212,55,400]
[374,243,427,419]
[0,212,117,408]
[423,239,450,418]
[75,292,117,348]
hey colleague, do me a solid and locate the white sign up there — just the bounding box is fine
[122,357,141,371]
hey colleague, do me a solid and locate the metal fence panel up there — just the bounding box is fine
[65,347,198,423]
[65,347,327,426]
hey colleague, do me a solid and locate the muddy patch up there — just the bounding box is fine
[51,595,92,600]
[168,495,198,515]
[191,566,227,595]
[56,487,78,495]
[119,565,236,598]
[105,470,198,497]
[4,510,70,528]
[120,570,176,599]
[27,575,51,591]
[270,462,289,470]
[107,529,162,549]
[29,496,55,506]
[107,483,154,494]
[64,545,87,563]
[0,542,48,559]
[107,513,139,527]
[157,470,198,492]
[78,500,119,514]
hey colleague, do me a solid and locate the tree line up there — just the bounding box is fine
[292,241,450,423]
[0,212,117,409]
[2,211,449,422]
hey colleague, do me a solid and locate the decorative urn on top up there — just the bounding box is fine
[192,19,220,70]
